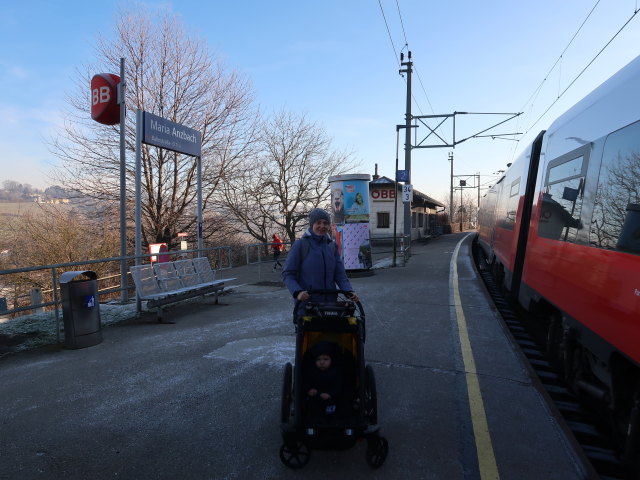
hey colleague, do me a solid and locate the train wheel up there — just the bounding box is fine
[365,436,389,468]
[364,365,378,425]
[281,362,293,424]
[279,441,310,469]
[545,313,564,369]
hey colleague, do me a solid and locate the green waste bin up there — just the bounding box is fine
[59,270,102,349]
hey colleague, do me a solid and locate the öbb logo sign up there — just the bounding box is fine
[91,73,121,125]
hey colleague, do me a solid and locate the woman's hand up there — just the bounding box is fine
[347,291,360,303]
[297,291,310,301]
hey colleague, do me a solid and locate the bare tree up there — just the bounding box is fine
[221,110,357,243]
[50,10,257,249]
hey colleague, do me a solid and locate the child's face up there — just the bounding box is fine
[315,354,331,370]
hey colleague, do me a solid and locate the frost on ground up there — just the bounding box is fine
[0,302,138,354]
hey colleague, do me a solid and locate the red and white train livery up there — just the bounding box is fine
[478,55,640,464]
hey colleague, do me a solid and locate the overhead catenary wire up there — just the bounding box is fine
[518,0,602,115]
[378,1,435,117]
[395,0,409,47]
[524,7,640,135]
[510,0,602,164]
[510,2,640,165]
[378,0,400,66]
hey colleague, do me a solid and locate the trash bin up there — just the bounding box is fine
[59,270,102,349]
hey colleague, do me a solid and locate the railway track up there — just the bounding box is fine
[473,241,630,480]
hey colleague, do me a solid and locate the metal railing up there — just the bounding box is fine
[369,234,411,267]
[0,233,420,346]
[0,246,232,340]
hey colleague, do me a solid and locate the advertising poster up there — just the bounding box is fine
[341,223,372,270]
[331,224,343,258]
[331,182,345,224]
[344,180,369,223]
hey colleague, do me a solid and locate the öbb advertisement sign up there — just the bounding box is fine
[91,73,121,125]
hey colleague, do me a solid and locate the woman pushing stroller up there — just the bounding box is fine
[278,209,388,469]
[282,208,359,305]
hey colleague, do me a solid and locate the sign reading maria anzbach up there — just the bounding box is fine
[142,112,202,157]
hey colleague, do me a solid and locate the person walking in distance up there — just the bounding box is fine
[272,233,284,271]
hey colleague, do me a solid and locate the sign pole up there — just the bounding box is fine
[118,58,128,303]
[401,53,413,242]
[135,109,143,313]
[197,155,203,255]
[393,127,400,267]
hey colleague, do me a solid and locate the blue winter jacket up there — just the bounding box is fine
[282,228,353,306]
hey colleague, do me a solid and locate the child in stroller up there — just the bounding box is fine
[279,290,388,469]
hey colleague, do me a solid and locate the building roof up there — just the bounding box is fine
[370,176,445,208]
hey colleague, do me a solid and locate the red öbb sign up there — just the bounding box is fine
[91,73,121,125]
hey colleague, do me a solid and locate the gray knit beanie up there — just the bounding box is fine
[308,208,331,226]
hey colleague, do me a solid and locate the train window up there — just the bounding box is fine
[499,177,521,231]
[548,156,583,183]
[539,147,589,242]
[509,178,521,197]
[589,120,640,254]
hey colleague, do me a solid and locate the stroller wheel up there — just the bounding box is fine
[365,436,389,469]
[279,441,310,469]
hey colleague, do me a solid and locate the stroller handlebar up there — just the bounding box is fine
[292,288,364,319]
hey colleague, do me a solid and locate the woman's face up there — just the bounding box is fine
[312,219,331,236]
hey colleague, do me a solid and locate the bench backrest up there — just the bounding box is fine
[173,259,202,287]
[192,257,216,283]
[153,262,184,292]
[130,264,163,297]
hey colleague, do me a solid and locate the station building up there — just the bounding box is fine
[368,174,445,241]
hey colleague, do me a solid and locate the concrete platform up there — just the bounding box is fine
[0,232,593,479]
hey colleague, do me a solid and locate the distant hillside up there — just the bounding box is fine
[0,181,74,203]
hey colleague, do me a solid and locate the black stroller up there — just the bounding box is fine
[279,289,389,469]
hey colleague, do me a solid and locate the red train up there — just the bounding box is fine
[478,55,640,464]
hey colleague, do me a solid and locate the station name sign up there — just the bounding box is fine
[142,111,202,157]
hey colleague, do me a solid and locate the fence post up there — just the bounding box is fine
[30,288,44,313]
[52,267,60,343]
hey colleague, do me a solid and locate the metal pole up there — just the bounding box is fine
[392,127,400,267]
[135,109,143,313]
[118,57,128,303]
[477,173,480,227]
[460,183,463,232]
[449,152,454,224]
[402,53,413,241]
[197,155,203,254]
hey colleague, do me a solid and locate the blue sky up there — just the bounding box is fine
[1,1,639,201]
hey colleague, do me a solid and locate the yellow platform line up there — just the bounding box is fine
[452,236,500,480]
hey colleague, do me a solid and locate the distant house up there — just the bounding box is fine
[369,174,445,241]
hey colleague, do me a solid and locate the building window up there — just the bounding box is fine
[377,212,390,228]
[418,213,424,227]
